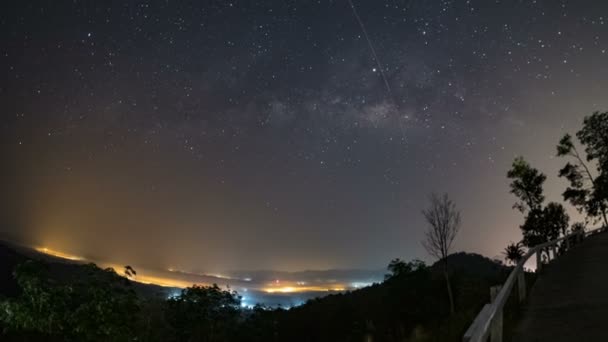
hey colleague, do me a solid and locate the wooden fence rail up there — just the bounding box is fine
[462,226,606,342]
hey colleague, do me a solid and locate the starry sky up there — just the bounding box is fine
[2,0,608,272]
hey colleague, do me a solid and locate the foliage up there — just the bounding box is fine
[503,242,525,265]
[543,202,570,237]
[164,284,241,342]
[578,112,608,167]
[571,221,586,234]
[507,156,546,213]
[124,265,137,278]
[421,192,461,314]
[507,157,570,246]
[556,112,608,226]
[0,260,139,341]
[385,258,426,280]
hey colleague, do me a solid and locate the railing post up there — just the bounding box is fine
[566,235,570,250]
[517,271,526,302]
[536,250,542,273]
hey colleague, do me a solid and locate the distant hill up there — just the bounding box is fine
[0,240,173,300]
[247,252,511,341]
[430,251,508,277]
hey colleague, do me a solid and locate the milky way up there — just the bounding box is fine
[2,1,608,271]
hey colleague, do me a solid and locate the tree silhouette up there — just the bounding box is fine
[543,202,570,237]
[421,192,461,315]
[557,112,608,227]
[0,261,139,341]
[571,221,586,234]
[385,258,426,280]
[503,242,525,265]
[507,156,545,214]
[124,265,137,278]
[165,284,241,342]
[507,157,570,246]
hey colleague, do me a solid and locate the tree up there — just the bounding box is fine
[556,112,608,227]
[0,261,139,341]
[124,265,137,278]
[385,258,426,280]
[543,202,570,237]
[503,242,525,265]
[507,156,545,214]
[507,157,570,246]
[571,221,586,234]
[421,193,461,314]
[164,284,241,342]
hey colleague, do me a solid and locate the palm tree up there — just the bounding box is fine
[503,242,525,265]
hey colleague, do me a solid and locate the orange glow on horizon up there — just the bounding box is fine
[35,247,85,261]
[263,283,347,293]
[34,247,207,288]
[34,247,351,293]
[99,262,213,289]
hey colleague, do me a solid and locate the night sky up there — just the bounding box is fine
[2,1,608,272]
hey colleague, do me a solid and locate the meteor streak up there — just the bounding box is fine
[347,0,392,96]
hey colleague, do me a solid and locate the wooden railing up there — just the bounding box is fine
[462,226,606,342]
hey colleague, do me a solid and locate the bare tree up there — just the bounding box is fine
[421,193,461,314]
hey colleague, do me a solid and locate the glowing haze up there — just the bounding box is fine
[2,1,607,273]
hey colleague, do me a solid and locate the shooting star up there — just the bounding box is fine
[347,0,392,96]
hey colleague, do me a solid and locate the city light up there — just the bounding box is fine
[350,281,374,288]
